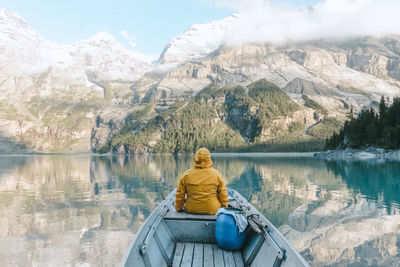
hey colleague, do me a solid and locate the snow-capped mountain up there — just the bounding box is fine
[158,15,237,65]
[0,8,63,74]
[0,8,152,153]
[70,32,153,81]
[136,37,400,114]
[0,8,152,88]
[1,8,400,153]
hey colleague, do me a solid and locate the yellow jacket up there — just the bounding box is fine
[175,148,228,215]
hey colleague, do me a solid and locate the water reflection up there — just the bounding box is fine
[326,161,400,212]
[0,155,399,266]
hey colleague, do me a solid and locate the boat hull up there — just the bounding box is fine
[120,189,309,267]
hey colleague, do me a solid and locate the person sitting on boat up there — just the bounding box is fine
[175,147,228,215]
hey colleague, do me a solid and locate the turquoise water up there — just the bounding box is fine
[0,154,399,266]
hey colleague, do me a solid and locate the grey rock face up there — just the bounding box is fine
[139,39,400,115]
[0,9,151,153]
[283,78,340,96]
[1,8,400,153]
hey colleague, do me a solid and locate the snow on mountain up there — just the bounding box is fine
[0,8,151,82]
[2,8,400,154]
[0,8,66,74]
[0,9,153,153]
[70,32,152,81]
[158,15,237,65]
[75,32,155,65]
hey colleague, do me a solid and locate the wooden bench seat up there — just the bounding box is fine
[164,208,217,221]
[172,242,244,267]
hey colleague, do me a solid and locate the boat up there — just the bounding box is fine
[120,189,310,267]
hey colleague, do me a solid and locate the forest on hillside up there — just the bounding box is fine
[98,79,339,154]
[325,97,400,150]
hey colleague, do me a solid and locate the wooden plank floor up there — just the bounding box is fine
[173,242,244,267]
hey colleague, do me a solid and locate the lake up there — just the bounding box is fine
[0,154,399,266]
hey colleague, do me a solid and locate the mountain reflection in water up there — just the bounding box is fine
[0,155,399,266]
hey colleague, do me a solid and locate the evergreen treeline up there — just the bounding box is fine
[97,79,346,154]
[99,79,310,154]
[325,96,400,150]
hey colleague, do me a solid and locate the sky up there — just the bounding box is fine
[0,0,320,56]
[222,0,400,46]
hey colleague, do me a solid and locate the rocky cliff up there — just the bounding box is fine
[99,34,400,153]
[137,39,400,109]
[1,9,400,153]
[0,9,151,153]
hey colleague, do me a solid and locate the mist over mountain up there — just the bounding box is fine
[221,0,400,46]
[0,6,400,153]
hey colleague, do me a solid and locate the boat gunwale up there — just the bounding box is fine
[230,190,310,267]
[120,188,310,267]
[119,189,176,267]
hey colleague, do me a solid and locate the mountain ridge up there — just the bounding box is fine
[158,15,237,65]
[0,9,152,153]
[1,9,400,153]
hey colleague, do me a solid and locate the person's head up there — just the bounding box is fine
[193,148,212,169]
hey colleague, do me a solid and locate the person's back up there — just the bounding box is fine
[175,148,228,215]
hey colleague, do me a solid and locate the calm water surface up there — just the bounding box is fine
[0,154,399,266]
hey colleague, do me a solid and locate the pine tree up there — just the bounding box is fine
[379,96,387,120]
[325,97,400,150]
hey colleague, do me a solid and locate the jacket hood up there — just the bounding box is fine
[193,148,213,169]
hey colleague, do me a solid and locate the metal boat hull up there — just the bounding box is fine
[120,189,309,267]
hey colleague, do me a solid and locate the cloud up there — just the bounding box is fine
[219,0,400,46]
[120,30,137,48]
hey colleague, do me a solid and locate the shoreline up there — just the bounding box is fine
[211,152,316,157]
[4,149,400,161]
[0,151,318,157]
[314,147,400,161]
